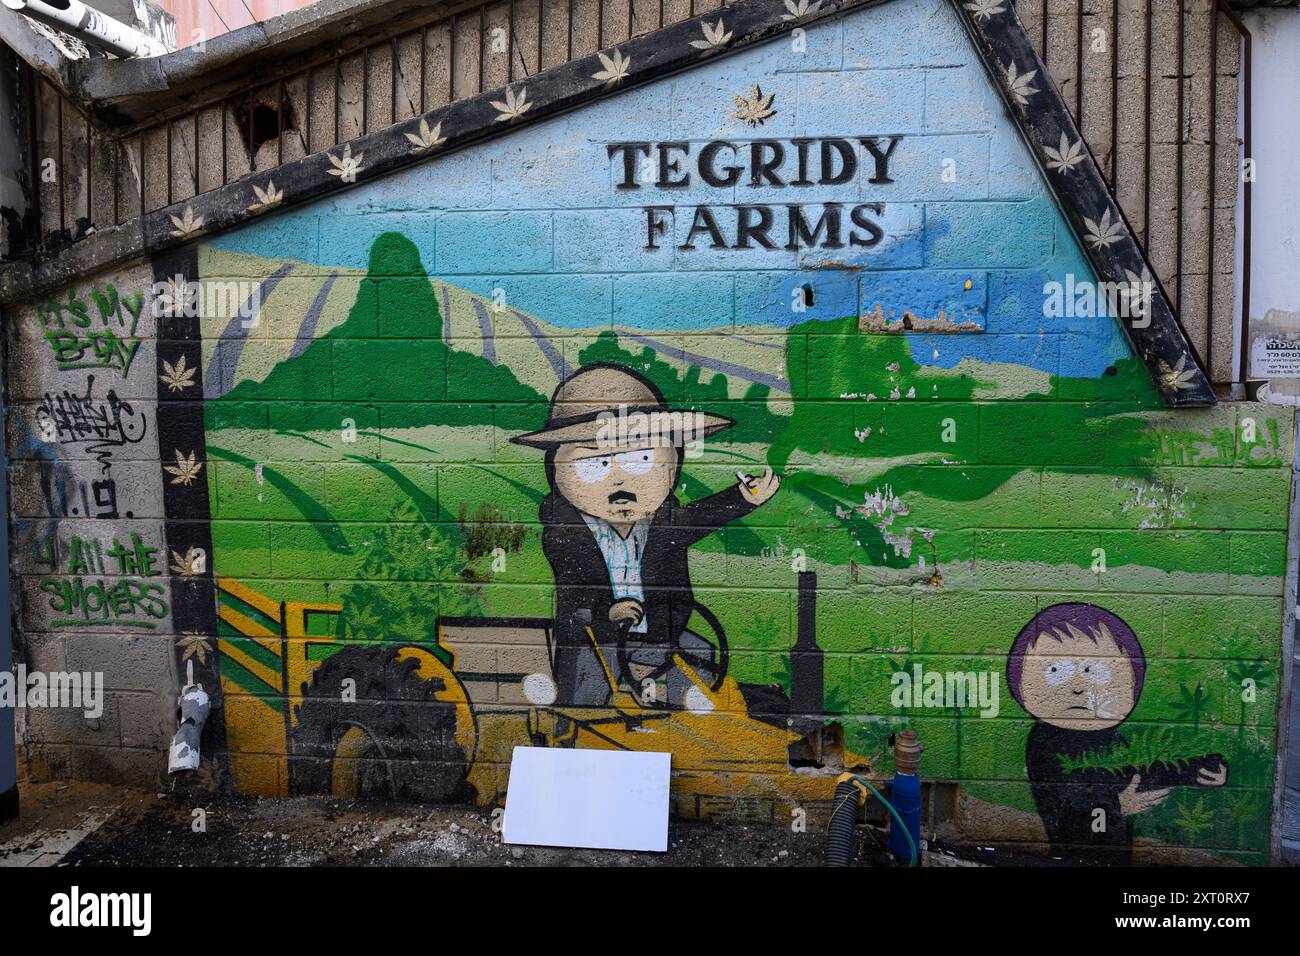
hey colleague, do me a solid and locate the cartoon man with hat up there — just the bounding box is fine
[512,363,780,707]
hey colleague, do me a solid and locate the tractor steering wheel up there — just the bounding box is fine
[687,601,729,695]
[614,601,729,697]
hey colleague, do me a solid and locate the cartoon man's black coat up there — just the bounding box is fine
[541,485,756,704]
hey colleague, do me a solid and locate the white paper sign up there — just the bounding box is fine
[1251,334,1300,379]
[502,746,671,852]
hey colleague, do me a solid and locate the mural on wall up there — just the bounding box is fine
[179,0,1288,859]
[0,0,1271,858]
[1,258,199,781]
[1007,603,1228,864]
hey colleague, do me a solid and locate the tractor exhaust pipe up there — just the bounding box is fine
[2,0,170,58]
[789,570,823,715]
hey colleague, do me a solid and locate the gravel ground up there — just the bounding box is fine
[58,789,841,866]
[2,780,1014,867]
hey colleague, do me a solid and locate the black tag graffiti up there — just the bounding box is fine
[35,375,148,519]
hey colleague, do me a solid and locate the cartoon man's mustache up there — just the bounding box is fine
[609,491,638,504]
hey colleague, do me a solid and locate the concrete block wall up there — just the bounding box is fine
[1017,0,1243,383]
[2,0,1291,863]
[5,259,180,787]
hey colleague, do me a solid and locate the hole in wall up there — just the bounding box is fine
[787,721,845,771]
[234,98,299,156]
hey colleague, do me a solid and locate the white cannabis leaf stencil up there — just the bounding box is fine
[327,144,365,182]
[1083,208,1124,249]
[1116,266,1155,323]
[170,547,204,577]
[593,49,631,84]
[1157,354,1199,392]
[169,206,203,238]
[176,633,213,665]
[159,354,196,392]
[1005,61,1039,105]
[690,19,732,50]
[164,449,202,486]
[405,117,447,153]
[1043,132,1086,173]
[782,0,822,20]
[247,181,283,213]
[965,0,1006,21]
[732,84,777,127]
[491,86,532,121]
[157,275,195,316]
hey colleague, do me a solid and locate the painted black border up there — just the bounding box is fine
[949,0,1215,405]
[150,245,229,771]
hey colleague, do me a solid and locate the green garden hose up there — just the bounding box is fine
[825,774,919,867]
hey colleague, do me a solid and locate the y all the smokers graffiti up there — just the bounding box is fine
[608,136,903,251]
[33,530,170,630]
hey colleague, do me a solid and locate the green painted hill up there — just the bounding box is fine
[215,232,548,432]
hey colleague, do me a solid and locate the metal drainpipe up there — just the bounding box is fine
[0,0,170,58]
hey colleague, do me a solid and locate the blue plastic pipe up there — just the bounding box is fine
[887,769,921,863]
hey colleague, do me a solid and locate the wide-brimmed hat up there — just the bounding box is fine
[510,363,734,448]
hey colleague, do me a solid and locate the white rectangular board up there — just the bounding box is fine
[502,746,671,852]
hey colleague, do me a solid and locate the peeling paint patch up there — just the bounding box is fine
[858,304,985,334]
[854,484,914,559]
[1115,476,1193,529]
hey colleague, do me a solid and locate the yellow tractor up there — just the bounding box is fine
[222,572,871,820]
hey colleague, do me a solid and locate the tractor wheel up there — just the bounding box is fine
[290,644,474,803]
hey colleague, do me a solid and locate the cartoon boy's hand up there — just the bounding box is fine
[609,599,644,627]
[738,466,780,506]
[1196,762,1227,787]
[1118,773,1171,817]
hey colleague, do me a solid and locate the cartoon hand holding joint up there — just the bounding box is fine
[736,466,780,506]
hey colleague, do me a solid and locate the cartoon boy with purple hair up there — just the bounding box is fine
[1007,603,1227,864]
